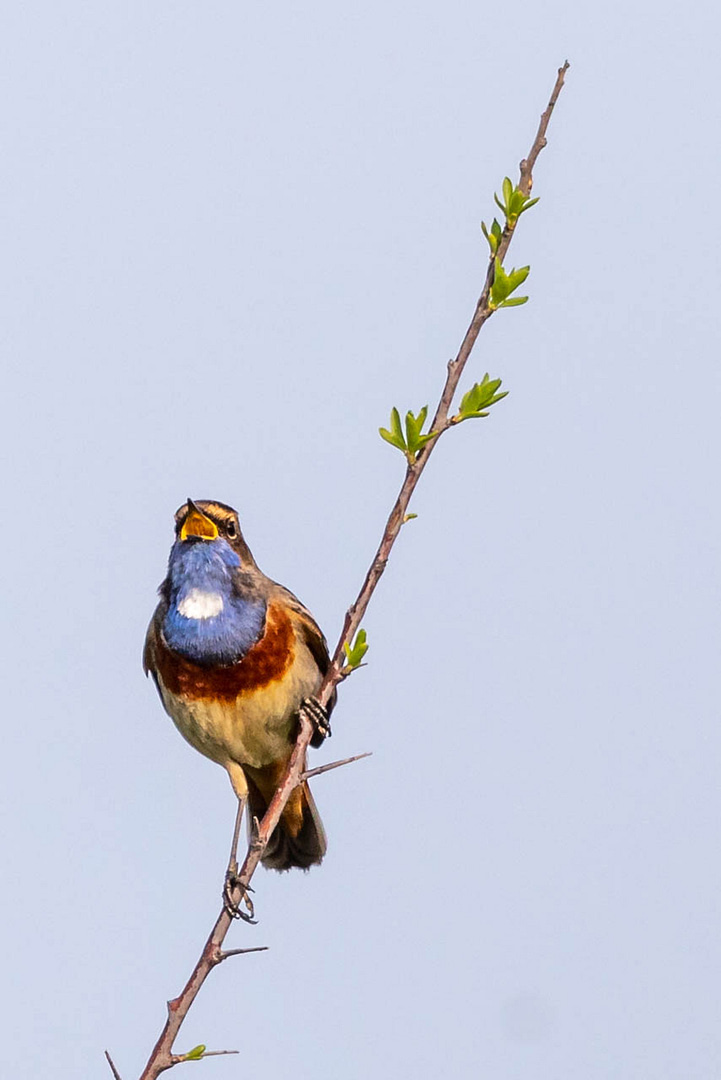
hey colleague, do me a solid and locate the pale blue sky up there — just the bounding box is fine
[2,3,719,1078]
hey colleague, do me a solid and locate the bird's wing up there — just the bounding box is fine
[142,601,166,685]
[270,582,337,741]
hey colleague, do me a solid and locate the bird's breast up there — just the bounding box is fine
[149,601,323,770]
[154,601,294,701]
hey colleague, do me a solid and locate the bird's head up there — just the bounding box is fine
[163,498,260,599]
[172,498,257,567]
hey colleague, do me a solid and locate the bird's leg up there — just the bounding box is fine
[222,796,256,923]
[227,794,245,869]
[301,696,331,742]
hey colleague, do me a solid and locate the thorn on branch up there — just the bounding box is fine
[301,752,372,781]
[218,946,270,962]
[208,942,267,966]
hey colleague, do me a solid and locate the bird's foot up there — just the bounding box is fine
[301,696,331,742]
[223,865,256,923]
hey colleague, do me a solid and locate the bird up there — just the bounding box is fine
[144,498,334,881]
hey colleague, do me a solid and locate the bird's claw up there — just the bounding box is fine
[301,696,331,741]
[223,868,257,923]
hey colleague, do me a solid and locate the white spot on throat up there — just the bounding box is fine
[178,588,224,620]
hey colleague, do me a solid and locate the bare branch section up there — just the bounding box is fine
[136,62,568,1080]
[105,1050,123,1080]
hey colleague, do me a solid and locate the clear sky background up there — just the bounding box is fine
[2,3,719,1078]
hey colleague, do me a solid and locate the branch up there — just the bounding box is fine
[105,1051,123,1080]
[136,63,568,1079]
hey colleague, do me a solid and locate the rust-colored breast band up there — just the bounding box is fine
[154,602,295,702]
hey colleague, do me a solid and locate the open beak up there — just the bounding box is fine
[180,498,219,542]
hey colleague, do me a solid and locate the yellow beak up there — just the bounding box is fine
[180,502,219,542]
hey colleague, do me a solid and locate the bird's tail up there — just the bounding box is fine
[245,770,327,872]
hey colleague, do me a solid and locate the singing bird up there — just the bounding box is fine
[144,499,333,873]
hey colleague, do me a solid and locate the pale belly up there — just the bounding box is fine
[156,651,321,771]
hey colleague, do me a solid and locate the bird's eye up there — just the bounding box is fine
[226,521,237,539]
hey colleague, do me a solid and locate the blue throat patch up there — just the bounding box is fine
[162,538,266,666]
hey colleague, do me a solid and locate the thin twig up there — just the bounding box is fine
[105,1050,123,1080]
[194,1051,239,1058]
[218,946,269,961]
[301,752,372,780]
[169,1050,239,1065]
[136,63,568,1079]
[519,61,569,193]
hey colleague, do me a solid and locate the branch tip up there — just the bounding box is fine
[104,1050,123,1080]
